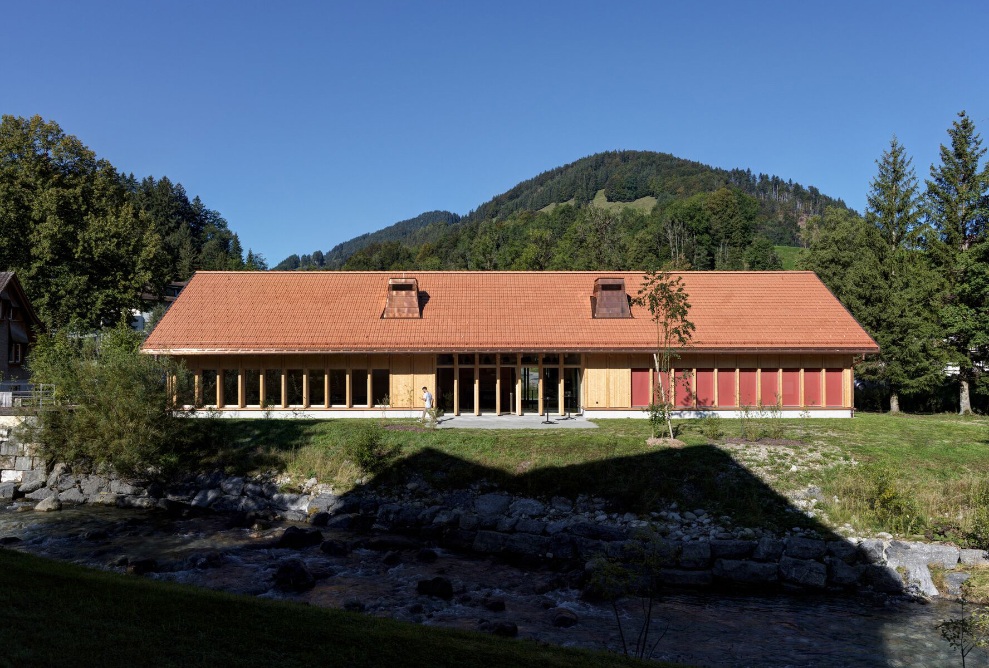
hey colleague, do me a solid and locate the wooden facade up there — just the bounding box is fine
[174,351,855,415]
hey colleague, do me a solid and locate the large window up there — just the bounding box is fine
[329,369,347,406]
[244,369,261,406]
[308,369,325,407]
[201,370,218,407]
[264,369,281,408]
[222,369,239,407]
[286,369,304,406]
[371,369,389,406]
[352,369,368,406]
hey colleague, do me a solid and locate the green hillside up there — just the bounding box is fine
[774,246,804,270]
[278,150,851,272]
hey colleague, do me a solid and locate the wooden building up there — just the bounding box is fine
[141,271,878,418]
[0,272,42,383]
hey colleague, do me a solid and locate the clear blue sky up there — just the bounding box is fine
[4,1,987,265]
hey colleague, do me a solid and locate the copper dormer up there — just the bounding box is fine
[383,277,421,318]
[591,277,631,318]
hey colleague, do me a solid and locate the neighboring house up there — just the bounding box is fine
[132,281,188,332]
[141,271,879,418]
[0,272,42,383]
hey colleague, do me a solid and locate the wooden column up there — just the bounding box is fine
[453,358,460,416]
[474,358,480,416]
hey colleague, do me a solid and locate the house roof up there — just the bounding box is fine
[0,271,43,334]
[141,271,879,355]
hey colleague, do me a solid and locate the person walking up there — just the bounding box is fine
[421,386,433,423]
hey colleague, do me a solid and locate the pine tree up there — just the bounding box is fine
[925,112,989,414]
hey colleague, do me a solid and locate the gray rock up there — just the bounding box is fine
[863,564,904,593]
[209,494,243,512]
[827,540,860,564]
[550,607,579,627]
[220,476,245,496]
[713,559,778,584]
[785,536,827,560]
[495,516,518,532]
[191,488,223,508]
[19,469,45,486]
[515,518,547,535]
[117,496,156,509]
[710,539,755,559]
[857,539,886,564]
[753,537,785,561]
[275,526,324,549]
[325,513,357,530]
[416,576,453,600]
[510,498,546,517]
[887,541,960,569]
[237,496,267,512]
[59,488,87,505]
[273,558,316,592]
[943,571,971,597]
[90,493,121,506]
[472,530,508,554]
[307,493,342,515]
[545,520,570,535]
[458,513,479,531]
[17,478,45,495]
[659,568,714,587]
[504,533,551,557]
[35,495,62,512]
[46,463,68,489]
[550,496,573,513]
[825,556,865,586]
[24,487,55,501]
[79,475,109,497]
[0,482,16,500]
[110,479,142,496]
[568,522,625,542]
[960,548,988,566]
[271,493,307,512]
[474,493,511,517]
[779,556,827,588]
[679,542,712,569]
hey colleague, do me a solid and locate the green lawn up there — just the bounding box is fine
[0,549,655,668]
[191,412,989,542]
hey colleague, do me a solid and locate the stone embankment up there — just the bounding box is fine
[4,464,986,600]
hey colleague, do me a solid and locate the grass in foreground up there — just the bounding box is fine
[0,549,655,668]
[188,412,989,542]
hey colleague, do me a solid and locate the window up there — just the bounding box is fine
[329,369,347,405]
[437,354,454,366]
[286,369,305,406]
[201,370,218,407]
[371,369,389,406]
[10,343,23,364]
[458,354,474,366]
[352,369,368,406]
[308,370,325,407]
[222,369,238,407]
[244,369,261,406]
[264,369,282,408]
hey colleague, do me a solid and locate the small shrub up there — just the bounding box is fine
[344,421,396,474]
[738,405,757,441]
[969,507,989,550]
[867,464,925,534]
[700,413,724,440]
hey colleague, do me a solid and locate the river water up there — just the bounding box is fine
[2,505,985,667]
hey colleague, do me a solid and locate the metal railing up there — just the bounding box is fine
[0,382,56,413]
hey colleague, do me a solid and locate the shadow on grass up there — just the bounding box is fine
[365,445,840,540]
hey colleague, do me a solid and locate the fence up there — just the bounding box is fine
[0,383,55,413]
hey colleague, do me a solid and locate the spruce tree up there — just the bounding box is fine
[925,112,989,414]
[863,138,944,412]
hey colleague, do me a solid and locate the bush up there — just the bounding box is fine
[344,422,396,474]
[25,324,193,478]
[866,464,925,534]
[700,413,724,440]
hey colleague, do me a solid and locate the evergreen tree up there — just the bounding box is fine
[925,112,989,414]
[863,137,944,412]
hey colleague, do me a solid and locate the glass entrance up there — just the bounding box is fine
[521,367,539,413]
[479,368,497,413]
[564,367,581,414]
[499,367,516,414]
[543,366,560,414]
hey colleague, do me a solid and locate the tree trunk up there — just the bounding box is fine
[959,375,972,415]
[889,392,900,414]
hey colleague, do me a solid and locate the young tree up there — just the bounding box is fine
[925,112,989,414]
[633,270,695,439]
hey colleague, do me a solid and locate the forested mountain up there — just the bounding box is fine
[275,210,459,270]
[0,115,262,330]
[277,150,848,272]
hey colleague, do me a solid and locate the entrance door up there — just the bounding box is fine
[564,367,581,414]
[436,368,454,412]
[499,367,516,414]
[458,367,474,414]
[479,368,497,413]
[543,366,560,415]
[521,367,539,413]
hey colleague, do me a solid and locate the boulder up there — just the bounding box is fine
[826,540,859,564]
[319,539,350,557]
[515,519,547,535]
[710,539,755,559]
[679,542,712,569]
[483,598,506,612]
[34,495,62,512]
[191,488,223,508]
[24,487,55,501]
[568,522,625,542]
[863,564,904,594]
[0,481,16,501]
[275,526,324,549]
[59,488,88,505]
[17,478,44,495]
[509,498,546,517]
[857,539,886,564]
[270,493,308,512]
[779,556,827,588]
[659,568,714,587]
[886,541,960,569]
[79,475,109,497]
[273,558,316,592]
[825,556,865,586]
[220,476,245,496]
[472,531,508,554]
[550,607,579,628]
[785,536,827,560]
[712,559,778,585]
[110,479,142,496]
[474,493,511,518]
[46,463,68,489]
[417,576,454,600]
[960,548,988,566]
[307,493,342,515]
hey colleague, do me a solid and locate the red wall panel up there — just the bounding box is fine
[738,368,758,407]
[696,369,715,407]
[760,370,780,407]
[674,370,694,407]
[781,369,800,406]
[825,368,844,407]
[717,369,736,407]
[631,368,651,407]
[804,369,822,407]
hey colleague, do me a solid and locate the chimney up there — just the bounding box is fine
[383,278,421,318]
[591,278,631,318]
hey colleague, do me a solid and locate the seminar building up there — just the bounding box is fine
[141,271,878,418]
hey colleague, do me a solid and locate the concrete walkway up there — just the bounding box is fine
[434,413,598,429]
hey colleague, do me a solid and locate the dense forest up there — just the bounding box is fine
[800,112,988,414]
[276,150,848,271]
[0,115,264,330]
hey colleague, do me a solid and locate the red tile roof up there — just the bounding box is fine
[141,271,879,355]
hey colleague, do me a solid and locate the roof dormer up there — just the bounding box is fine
[383,278,421,318]
[591,277,631,318]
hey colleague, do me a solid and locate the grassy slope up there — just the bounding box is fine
[774,245,803,269]
[0,550,653,668]
[196,412,989,540]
